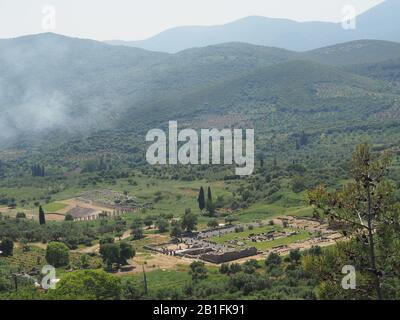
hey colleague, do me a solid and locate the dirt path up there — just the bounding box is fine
[116,253,194,275]
[77,230,132,254]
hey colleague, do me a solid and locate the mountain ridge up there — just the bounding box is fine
[106,0,400,53]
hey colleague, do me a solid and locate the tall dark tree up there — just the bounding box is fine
[273,157,278,167]
[197,187,205,212]
[298,131,308,147]
[207,187,212,204]
[205,201,216,217]
[257,153,265,167]
[31,164,45,177]
[142,265,148,295]
[31,165,37,177]
[205,186,216,216]
[39,205,46,225]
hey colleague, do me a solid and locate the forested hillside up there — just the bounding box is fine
[1,34,400,159]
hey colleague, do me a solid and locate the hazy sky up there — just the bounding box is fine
[0,0,384,41]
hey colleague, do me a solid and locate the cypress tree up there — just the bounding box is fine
[299,131,308,146]
[197,187,205,212]
[32,164,45,177]
[207,186,212,204]
[32,165,37,177]
[142,265,148,295]
[39,205,46,225]
[273,157,278,167]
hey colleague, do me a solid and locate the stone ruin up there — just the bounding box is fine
[77,189,140,213]
[144,238,258,264]
[200,247,258,264]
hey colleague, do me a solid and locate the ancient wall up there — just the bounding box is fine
[200,247,258,264]
[179,247,213,256]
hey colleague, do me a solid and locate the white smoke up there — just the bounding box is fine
[0,86,73,142]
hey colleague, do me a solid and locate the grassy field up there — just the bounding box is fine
[43,202,68,212]
[123,269,191,291]
[0,170,314,228]
[208,225,314,251]
[121,267,226,293]
[235,202,313,223]
[248,230,313,250]
[49,175,234,218]
[208,225,276,244]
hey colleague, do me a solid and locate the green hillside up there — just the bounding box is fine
[346,57,400,85]
[1,34,400,180]
[127,59,398,126]
[302,40,400,66]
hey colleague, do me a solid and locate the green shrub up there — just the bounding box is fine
[45,242,70,267]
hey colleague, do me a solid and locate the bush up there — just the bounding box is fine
[189,261,208,282]
[99,237,115,245]
[289,249,301,263]
[0,238,14,257]
[292,176,307,193]
[118,242,135,265]
[228,273,270,295]
[219,264,230,274]
[225,216,238,225]
[49,270,121,300]
[156,218,169,233]
[207,219,219,229]
[64,214,74,221]
[235,226,244,233]
[144,216,154,228]
[131,226,144,240]
[99,243,120,270]
[266,252,281,266]
[45,242,70,267]
[307,246,322,256]
[229,263,242,274]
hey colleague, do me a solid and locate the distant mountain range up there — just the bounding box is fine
[106,0,400,53]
